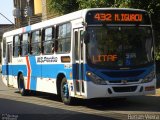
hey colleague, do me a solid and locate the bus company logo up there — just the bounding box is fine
[121,80,128,84]
[36,56,58,63]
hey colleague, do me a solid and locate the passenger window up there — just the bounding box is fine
[43,27,54,54]
[13,35,21,57]
[56,23,71,54]
[31,30,41,55]
[3,38,6,58]
[22,33,29,56]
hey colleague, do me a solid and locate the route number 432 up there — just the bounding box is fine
[94,13,112,21]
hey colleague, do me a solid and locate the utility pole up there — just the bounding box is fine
[25,0,32,25]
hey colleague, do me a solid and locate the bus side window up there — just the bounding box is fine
[56,23,71,53]
[3,38,6,58]
[42,27,54,54]
[22,33,29,56]
[13,35,21,57]
[31,30,41,55]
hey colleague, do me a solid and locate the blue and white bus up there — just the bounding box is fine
[1,8,156,104]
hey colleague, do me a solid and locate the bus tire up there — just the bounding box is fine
[18,73,28,96]
[61,77,72,105]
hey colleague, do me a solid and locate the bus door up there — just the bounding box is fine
[6,42,13,86]
[74,28,85,96]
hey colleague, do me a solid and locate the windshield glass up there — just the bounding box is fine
[86,26,154,68]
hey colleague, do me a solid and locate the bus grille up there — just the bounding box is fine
[112,86,137,92]
[109,79,139,83]
[102,70,144,78]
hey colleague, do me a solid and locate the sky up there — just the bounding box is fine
[0,0,14,24]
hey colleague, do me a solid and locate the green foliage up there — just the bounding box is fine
[47,0,79,14]
[77,0,114,9]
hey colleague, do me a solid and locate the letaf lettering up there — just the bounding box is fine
[92,54,117,62]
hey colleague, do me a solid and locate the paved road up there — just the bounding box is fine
[0,76,160,120]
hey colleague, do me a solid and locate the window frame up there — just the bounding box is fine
[3,38,6,58]
[30,29,41,55]
[21,33,29,56]
[56,22,71,54]
[13,35,21,57]
[42,27,54,55]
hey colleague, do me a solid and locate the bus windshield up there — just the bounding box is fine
[86,26,154,68]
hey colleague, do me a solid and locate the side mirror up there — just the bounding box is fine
[82,31,90,44]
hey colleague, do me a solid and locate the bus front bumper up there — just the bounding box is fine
[85,79,156,99]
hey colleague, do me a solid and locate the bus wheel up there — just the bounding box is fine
[18,73,28,96]
[61,78,72,105]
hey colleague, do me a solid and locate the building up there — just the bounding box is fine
[0,24,14,42]
[13,0,42,28]
[13,0,60,28]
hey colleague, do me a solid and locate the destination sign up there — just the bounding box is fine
[94,13,142,22]
[86,10,150,25]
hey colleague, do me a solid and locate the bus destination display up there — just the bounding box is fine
[86,10,150,24]
[94,13,142,22]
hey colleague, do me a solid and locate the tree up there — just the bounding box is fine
[47,0,79,15]
[77,0,114,8]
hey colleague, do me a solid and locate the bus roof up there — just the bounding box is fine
[3,8,147,38]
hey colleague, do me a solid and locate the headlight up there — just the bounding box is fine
[86,71,107,85]
[141,71,155,83]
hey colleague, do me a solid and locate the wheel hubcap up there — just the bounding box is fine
[63,82,69,98]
